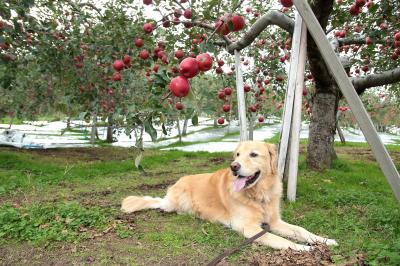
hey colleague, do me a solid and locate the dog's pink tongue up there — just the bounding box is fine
[233,178,246,192]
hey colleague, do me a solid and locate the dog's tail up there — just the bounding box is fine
[121,196,165,213]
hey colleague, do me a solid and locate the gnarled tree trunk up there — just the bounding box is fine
[182,118,188,136]
[306,0,339,169]
[307,92,339,169]
[106,115,114,143]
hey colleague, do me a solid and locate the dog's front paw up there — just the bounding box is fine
[293,244,311,252]
[325,238,338,246]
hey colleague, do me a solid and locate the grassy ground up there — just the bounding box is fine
[0,145,399,265]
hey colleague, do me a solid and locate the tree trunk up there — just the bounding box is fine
[182,118,188,136]
[306,0,338,170]
[336,111,346,144]
[307,92,338,169]
[66,117,71,129]
[213,118,217,128]
[336,124,346,144]
[90,112,97,144]
[176,119,182,142]
[8,114,14,129]
[248,115,255,141]
[106,115,114,143]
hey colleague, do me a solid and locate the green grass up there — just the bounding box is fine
[0,117,24,125]
[0,146,399,265]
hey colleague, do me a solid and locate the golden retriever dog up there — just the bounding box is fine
[121,141,337,250]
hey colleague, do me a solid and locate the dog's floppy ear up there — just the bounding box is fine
[265,143,277,175]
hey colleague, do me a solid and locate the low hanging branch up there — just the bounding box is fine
[352,67,400,93]
[227,10,295,53]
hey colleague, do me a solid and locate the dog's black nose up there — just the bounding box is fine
[230,162,241,172]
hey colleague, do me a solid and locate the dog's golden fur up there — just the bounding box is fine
[121,141,337,250]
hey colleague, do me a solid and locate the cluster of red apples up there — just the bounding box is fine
[169,53,213,110]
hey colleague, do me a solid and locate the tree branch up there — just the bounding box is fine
[191,20,232,45]
[227,10,294,53]
[338,36,391,46]
[352,67,400,94]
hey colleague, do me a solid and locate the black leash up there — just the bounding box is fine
[206,223,270,266]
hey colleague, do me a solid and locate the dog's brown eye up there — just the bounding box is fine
[236,153,240,157]
[250,152,258,158]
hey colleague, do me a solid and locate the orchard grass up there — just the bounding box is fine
[0,145,399,265]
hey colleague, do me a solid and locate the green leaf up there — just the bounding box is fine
[191,115,199,126]
[202,0,219,20]
[144,118,157,142]
[199,41,217,53]
[161,123,167,135]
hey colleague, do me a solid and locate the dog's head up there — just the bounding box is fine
[230,141,277,192]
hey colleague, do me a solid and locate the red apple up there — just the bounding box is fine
[175,50,184,59]
[143,0,152,5]
[214,19,230,35]
[217,117,225,125]
[395,32,400,41]
[231,15,245,31]
[139,49,149,60]
[222,104,230,112]
[244,84,251,92]
[224,87,232,95]
[215,67,223,74]
[174,8,182,18]
[183,9,192,19]
[355,0,365,7]
[179,57,199,78]
[123,55,131,65]
[258,116,265,123]
[169,76,190,97]
[365,36,373,45]
[162,17,170,28]
[218,90,225,99]
[134,38,143,48]
[217,59,224,66]
[175,102,183,110]
[143,23,153,33]
[379,22,388,30]
[183,21,193,28]
[112,72,121,81]
[113,60,124,71]
[350,4,360,16]
[276,75,284,82]
[152,64,160,72]
[280,0,293,8]
[249,105,257,112]
[361,65,369,72]
[196,53,213,72]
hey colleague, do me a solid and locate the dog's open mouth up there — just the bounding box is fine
[232,170,261,192]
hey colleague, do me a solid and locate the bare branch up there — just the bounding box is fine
[171,0,186,11]
[227,10,295,53]
[232,0,245,13]
[351,67,400,93]
[191,20,232,45]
